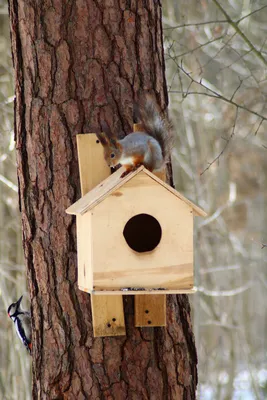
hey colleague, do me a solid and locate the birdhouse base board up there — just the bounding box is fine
[94,289,196,295]
[79,285,196,295]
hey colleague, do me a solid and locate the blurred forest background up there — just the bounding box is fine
[0,0,266,399]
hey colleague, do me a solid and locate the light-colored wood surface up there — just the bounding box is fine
[91,170,194,290]
[76,134,110,196]
[66,166,138,215]
[77,213,93,291]
[91,294,125,337]
[76,133,125,338]
[135,295,166,326]
[66,165,207,217]
[93,264,193,290]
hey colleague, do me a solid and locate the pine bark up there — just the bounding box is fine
[8,1,197,398]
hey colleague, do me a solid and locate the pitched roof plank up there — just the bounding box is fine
[66,165,207,217]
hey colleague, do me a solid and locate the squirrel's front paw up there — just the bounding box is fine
[120,164,142,178]
[120,170,131,178]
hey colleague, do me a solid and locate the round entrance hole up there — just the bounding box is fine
[123,213,162,253]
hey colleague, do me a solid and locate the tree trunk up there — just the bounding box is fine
[8,1,197,398]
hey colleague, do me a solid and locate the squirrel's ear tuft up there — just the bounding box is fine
[96,132,108,146]
[110,138,119,149]
[133,102,140,124]
[100,121,113,137]
[97,120,114,145]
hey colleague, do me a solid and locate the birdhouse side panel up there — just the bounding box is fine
[91,173,194,290]
[77,213,93,292]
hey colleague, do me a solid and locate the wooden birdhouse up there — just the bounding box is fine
[66,133,206,337]
[66,163,206,295]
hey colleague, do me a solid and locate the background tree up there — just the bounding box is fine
[7,1,197,399]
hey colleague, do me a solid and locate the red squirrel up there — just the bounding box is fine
[96,95,172,177]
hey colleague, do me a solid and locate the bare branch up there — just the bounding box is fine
[165,36,224,61]
[164,20,228,30]
[200,320,240,330]
[169,65,267,122]
[254,118,264,136]
[164,5,267,31]
[236,5,267,25]
[230,77,243,101]
[198,202,234,227]
[212,0,267,67]
[0,174,18,192]
[251,238,267,249]
[198,281,255,296]
[200,107,238,175]
[199,32,237,71]
[218,49,252,73]
[200,265,240,274]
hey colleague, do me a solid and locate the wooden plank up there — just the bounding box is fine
[93,263,194,290]
[135,295,166,327]
[76,133,110,196]
[91,294,125,337]
[66,165,207,217]
[76,133,125,338]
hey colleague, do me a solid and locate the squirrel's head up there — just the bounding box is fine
[96,122,122,168]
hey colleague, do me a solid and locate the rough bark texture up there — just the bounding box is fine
[8,0,197,398]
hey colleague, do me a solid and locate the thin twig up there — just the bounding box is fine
[199,32,237,71]
[198,280,254,296]
[169,65,267,122]
[165,36,224,61]
[200,265,240,274]
[254,118,264,135]
[230,77,243,101]
[200,107,238,175]
[236,5,267,25]
[164,20,228,30]
[212,0,267,67]
[164,5,267,30]
[251,238,267,249]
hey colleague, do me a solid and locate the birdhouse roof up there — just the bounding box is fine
[66,166,207,217]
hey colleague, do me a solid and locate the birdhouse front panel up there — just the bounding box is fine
[90,171,194,291]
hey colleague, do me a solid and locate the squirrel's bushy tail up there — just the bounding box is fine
[134,94,173,161]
